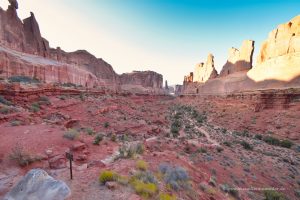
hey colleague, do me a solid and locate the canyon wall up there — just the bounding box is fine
[181,15,300,95]
[119,71,163,93]
[0,0,163,93]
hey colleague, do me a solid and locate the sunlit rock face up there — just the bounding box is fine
[193,54,218,83]
[220,40,254,77]
[249,15,300,82]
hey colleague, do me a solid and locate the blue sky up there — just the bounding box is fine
[1,0,300,85]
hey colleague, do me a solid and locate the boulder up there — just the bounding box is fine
[219,40,254,77]
[4,169,70,200]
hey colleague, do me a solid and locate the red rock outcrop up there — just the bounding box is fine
[219,40,254,77]
[193,53,218,83]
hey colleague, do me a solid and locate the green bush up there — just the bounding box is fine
[30,102,40,112]
[263,136,280,146]
[63,129,79,140]
[254,134,262,140]
[85,127,95,135]
[240,141,253,150]
[93,134,103,145]
[0,96,12,105]
[99,170,117,184]
[264,190,286,200]
[8,76,40,83]
[104,122,109,128]
[279,139,293,148]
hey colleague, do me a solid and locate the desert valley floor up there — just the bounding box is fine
[0,88,299,200]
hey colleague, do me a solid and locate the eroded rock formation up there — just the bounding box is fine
[193,54,218,83]
[0,0,163,92]
[219,40,254,77]
[120,71,163,89]
[248,15,300,82]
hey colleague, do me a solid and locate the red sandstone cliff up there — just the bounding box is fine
[0,0,164,92]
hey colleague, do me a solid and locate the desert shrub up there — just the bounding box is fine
[30,102,40,112]
[136,160,148,171]
[8,76,40,83]
[0,95,12,105]
[196,148,207,153]
[93,134,104,145]
[99,170,117,184]
[196,113,207,124]
[264,190,286,200]
[10,120,22,126]
[160,164,190,191]
[118,143,144,158]
[116,175,129,185]
[221,128,227,134]
[171,119,181,137]
[240,141,253,150]
[85,127,95,135]
[254,134,263,140]
[110,133,117,142]
[63,129,79,140]
[279,139,293,148]
[104,122,109,128]
[38,96,50,105]
[9,145,40,167]
[0,106,10,114]
[131,179,157,198]
[159,193,177,200]
[136,143,144,154]
[263,136,280,146]
[133,171,158,184]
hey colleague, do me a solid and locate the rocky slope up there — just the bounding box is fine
[0,0,163,92]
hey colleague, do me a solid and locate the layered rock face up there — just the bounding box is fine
[0,0,164,91]
[248,15,300,82]
[193,54,218,83]
[219,40,254,77]
[182,16,300,95]
[120,71,163,89]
